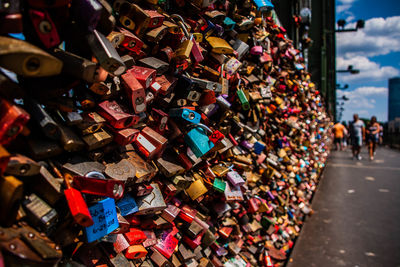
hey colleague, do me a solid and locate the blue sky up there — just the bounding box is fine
[335,0,400,122]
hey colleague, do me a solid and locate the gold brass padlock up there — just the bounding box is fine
[173,20,193,61]
[0,175,23,226]
[206,37,234,54]
[0,36,63,77]
[185,179,208,201]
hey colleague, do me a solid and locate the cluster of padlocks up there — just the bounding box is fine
[0,0,331,266]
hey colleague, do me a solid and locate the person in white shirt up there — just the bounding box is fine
[350,114,365,160]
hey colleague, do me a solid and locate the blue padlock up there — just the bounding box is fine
[223,17,236,31]
[169,108,201,124]
[253,0,274,11]
[184,124,214,158]
[84,198,119,243]
[116,194,138,217]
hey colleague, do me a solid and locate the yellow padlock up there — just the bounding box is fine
[185,179,208,200]
[206,37,234,54]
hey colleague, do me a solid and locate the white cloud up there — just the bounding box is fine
[337,0,357,4]
[337,16,400,58]
[337,4,352,13]
[337,56,399,83]
[337,87,388,121]
[336,0,357,14]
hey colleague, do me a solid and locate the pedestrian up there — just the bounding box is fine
[350,114,365,160]
[366,116,380,160]
[332,121,347,151]
[342,121,349,149]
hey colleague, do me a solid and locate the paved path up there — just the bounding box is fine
[287,147,400,267]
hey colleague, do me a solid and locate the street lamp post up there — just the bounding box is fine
[336,19,365,32]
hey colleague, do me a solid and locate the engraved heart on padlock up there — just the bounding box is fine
[142,191,156,205]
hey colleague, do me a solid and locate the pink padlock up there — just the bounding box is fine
[250,45,263,56]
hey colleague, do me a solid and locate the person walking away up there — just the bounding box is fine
[332,121,347,151]
[351,114,365,160]
[366,116,380,160]
[342,121,349,149]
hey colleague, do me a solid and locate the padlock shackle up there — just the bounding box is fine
[187,123,212,135]
[170,14,190,38]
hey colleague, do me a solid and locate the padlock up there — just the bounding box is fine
[154,232,179,259]
[71,0,102,31]
[0,36,63,77]
[114,234,130,253]
[5,154,40,177]
[135,183,167,215]
[86,30,126,76]
[98,100,139,129]
[124,228,147,245]
[185,179,208,201]
[184,124,215,158]
[119,27,144,55]
[84,197,119,243]
[237,89,250,111]
[206,37,233,54]
[0,99,30,145]
[0,145,10,176]
[120,151,153,184]
[169,108,201,124]
[128,3,151,37]
[172,22,193,61]
[52,49,101,83]
[145,10,165,28]
[139,57,169,75]
[232,39,249,60]
[28,9,60,49]
[22,193,58,234]
[82,128,113,151]
[150,247,173,267]
[146,25,168,43]
[128,65,156,89]
[175,15,204,63]
[72,175,125,199]
[125,245,148,259]
[0,175,23,226]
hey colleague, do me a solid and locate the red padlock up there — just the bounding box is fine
[0,99,30,145]
[128,66,156,89]
[56,168,93,227]
[124,228,147,245]
[125,245,148,259]
[119,27,144,55]
[121,70,146,114]
[150,108,168,135]
[98,100,139,129]
[29,9,60,48]
[72,176,125,199]
[110,127,139,146]
[209,130,225,145]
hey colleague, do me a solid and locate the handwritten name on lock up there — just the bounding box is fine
[85,198,119,243]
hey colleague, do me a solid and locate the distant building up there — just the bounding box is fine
[388,118,400,133]
[388,77,400,121]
